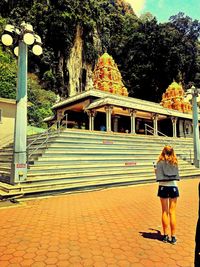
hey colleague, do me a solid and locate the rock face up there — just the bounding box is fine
[93,52,128,96]
[160,81,192,113]
[64,1,135,97]
[67,25,83,97]
[66,25,102,96]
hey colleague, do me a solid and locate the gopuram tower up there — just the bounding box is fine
[93,53,128,96]
[160,81,192,113]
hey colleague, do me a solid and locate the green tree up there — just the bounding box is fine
[168,13,200,87]
[110,12,200,102]
[194,42,200,88]
[0,16,17,99]
[169,12,200,41]
[28,73,56,128]
[0,2,200,105]
[0,47,17,99]
[140,12,155,22]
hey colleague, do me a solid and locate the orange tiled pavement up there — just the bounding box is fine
[0,178,199,267]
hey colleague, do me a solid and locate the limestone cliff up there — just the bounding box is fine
[66,25,83,96]
[66,24,103,96]
[64,0,134,97]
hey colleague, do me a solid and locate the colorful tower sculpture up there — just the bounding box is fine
[160,81,192,113]
[93,52,128,96]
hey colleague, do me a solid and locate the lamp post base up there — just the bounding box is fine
[194,159,200,169]
[10,162,27,185]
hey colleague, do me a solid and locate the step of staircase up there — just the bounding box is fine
[0,129,198,197]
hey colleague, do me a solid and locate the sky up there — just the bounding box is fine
[125,0,200,22]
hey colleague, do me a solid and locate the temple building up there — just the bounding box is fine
[44,53,196,138]
[1,53,200,196]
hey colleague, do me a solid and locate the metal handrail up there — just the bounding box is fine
[27,125,54,149]
[144,123,193,164]
[27,119,68,165]
[27,113,68,150]
[144,124,167,137]
[27,127,55,165]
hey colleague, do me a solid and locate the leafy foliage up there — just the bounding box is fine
[110,12,200,101]
[27,74,56,128]
[0,17,17,99]
[0,25,17,99]
[0,2,200,106]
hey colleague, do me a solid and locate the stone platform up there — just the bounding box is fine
[0,178,199,266]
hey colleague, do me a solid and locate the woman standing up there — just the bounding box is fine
[155,145,180,244]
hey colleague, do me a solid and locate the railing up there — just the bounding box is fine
[144,123,193,164]
[27,120,67,166]
[144,124,168,137]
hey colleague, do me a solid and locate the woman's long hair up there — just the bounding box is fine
[157,145,178,165]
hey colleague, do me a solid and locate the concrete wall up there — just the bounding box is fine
[0,99,16,147]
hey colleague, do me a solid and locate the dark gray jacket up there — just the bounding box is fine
[156,160,180,182]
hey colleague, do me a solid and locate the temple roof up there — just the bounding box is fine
[85,96,193,119]
[52,89,195,120]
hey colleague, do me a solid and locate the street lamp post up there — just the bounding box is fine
[1,22,42,184]
[186,85,200,168]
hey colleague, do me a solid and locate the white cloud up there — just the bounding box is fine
[125,0,146,15]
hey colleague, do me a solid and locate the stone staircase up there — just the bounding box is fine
[0,129,199,197]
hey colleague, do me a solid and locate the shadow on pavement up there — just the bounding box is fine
[139,228,163,242]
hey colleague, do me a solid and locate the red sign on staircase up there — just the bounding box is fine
[125,162,137,166]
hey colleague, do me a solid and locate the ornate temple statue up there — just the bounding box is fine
[93,52,128,96]
[160,81,192,113]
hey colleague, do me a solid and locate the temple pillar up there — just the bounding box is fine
[105,106,113,132]
[87,110,96,131]
[171,117,177,137]
[184,120,193,137]
[113,115,120,132]
[152,113,158,135]
[129,109,137,134]
[179,119,184,137]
